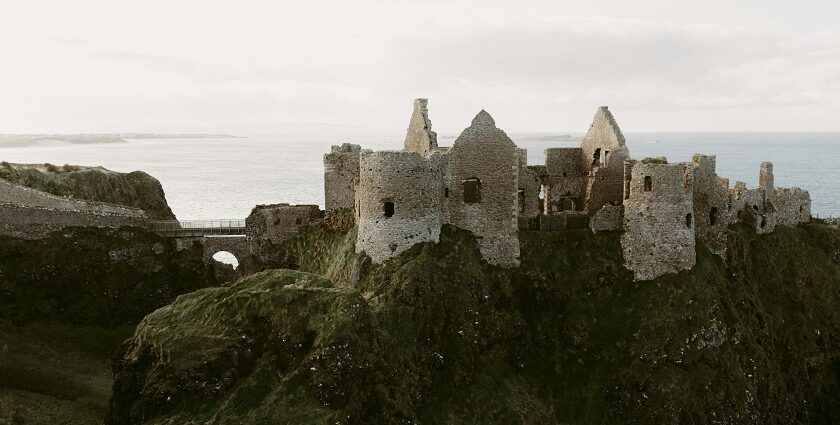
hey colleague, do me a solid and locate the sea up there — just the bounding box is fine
[1,133,838,220]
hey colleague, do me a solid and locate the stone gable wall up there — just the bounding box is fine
[580,107,629,213]
[447,111,520,267]
[404,98,438,156]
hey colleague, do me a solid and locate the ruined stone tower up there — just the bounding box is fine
[404,98,438,156]
[324,98,811,280]
[323,143,361,211]
[355,150,443,263]
[622,159,696,281]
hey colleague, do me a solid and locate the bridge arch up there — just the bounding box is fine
[200,236,249,267]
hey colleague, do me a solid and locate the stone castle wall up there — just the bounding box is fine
[355,150,444,263]
[773,187,811,225]
[447,111,520,267]
[690,155,729,258]
[324,143,361,211]
[622,160,696,281]
[517,148,542,219]
[324,99,813,279]
[581,107,629,213]
[246,203,323,262]
[544,147,584,214]
[729,162,810,234]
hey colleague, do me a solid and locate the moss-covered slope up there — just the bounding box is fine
[109,223,840,424]
[0,164,176,220]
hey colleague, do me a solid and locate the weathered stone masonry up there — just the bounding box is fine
[622,159,696,282]
[324,143,361,211]
[327,98,812,279]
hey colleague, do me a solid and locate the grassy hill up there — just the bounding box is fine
[106,217,840,424]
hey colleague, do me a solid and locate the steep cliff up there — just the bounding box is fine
[108,221,840,424]
[0,226,213,326]
[0,224,221,423]
[0,164,176,220]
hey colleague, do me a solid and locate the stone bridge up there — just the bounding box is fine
[153,206,323,271]
[154,220,250,270]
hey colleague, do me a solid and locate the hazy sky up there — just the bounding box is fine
[1,0,838,134]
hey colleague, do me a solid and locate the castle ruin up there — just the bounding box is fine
[324,99,812,280]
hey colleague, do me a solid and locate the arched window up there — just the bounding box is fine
[709,207,718,225]
[463,178,481,204]
[383,201,394,218]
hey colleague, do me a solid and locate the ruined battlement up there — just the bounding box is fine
[324,98,812,279]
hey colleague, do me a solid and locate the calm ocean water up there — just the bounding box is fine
[0,133,838,219]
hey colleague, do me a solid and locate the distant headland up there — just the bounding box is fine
[0,133,241,148]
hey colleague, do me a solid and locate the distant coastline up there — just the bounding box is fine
[0,133,241,148]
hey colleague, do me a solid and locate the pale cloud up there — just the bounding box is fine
[0,0,837,133]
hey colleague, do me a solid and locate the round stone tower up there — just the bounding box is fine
[355,150,443,263]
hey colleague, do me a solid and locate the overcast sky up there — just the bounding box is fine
[1,0,838,134]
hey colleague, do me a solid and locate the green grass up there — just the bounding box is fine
[108,222,840,424]
[0,320,133,424]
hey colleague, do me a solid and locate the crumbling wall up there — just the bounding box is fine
[323,143,361,211]
[517,148,542,218]
[690,155,729,258]
[580,107,629,213]
[246,203,323,262]
[404,98,438,156]
[544,147,584,214]
[773,187,811,225]
[355,150,443,263]
[590,204,624,232]
[622,159,695,281]
[729,162,810,233]
[447,111,520,267]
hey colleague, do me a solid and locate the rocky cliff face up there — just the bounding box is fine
[0,164,176,220]
[0,226,213,326]
[108,221,840,424]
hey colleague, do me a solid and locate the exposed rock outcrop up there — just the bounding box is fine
[0,164,176,220]
[0,226,213,326]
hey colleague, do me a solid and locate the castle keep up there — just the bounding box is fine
[325,99,812,280]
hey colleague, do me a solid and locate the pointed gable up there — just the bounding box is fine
[452,109,516,151]
[403,98,438,156]
[583,106,626,149]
